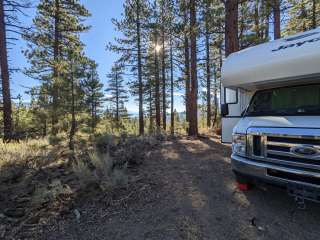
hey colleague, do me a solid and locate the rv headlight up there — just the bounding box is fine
[232,133,246,156]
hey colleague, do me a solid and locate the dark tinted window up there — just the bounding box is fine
[246,84,320,116]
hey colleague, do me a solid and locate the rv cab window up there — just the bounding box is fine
[246,84,320,116]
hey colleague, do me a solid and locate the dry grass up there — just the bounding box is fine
[0,139,54,182]
[72,150,128,190]
[0,139,50,166]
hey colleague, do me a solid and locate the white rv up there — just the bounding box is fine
[221,28,320,203]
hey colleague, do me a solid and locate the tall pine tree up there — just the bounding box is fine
[106,63,129,124]
[24,0,90,136]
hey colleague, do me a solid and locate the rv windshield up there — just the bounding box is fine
[245,84,320,116]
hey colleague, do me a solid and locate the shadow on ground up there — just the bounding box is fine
[39,137,320,240]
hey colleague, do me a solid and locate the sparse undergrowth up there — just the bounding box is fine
[72,133,162,190]
[0,133,165,239]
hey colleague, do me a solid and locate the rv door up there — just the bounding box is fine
[221,87,248,143]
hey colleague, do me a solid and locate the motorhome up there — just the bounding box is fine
[221,28,320,203]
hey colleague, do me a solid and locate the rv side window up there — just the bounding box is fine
[225,88,238,104]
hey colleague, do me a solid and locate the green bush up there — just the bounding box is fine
[94,134,116,153]
[48,135,63,146]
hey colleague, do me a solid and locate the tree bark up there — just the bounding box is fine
[225,0,239,57]
[90,67,96,133]
[188,0,198,136]
[170,34,174,135]
[136,0,144,135]
[149,82,153,133]
[183,0,190,125]
[212,64,218,128]
[0,0,13,142]
[52,0,60,136]
[204,1,211,128]
[161,37,166,130]
[312,0,317,29]
[69,58,76,151]
[154,32,161,129]
[115,70,119,123]
[264,0,270,40]
[271,0,281,39]
[161,5,166,131]
[254,0,261,40]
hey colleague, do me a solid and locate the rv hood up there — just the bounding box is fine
[234,116,320,134]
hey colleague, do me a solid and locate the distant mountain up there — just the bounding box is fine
[127,111,186,121]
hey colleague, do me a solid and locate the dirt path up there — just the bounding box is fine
[41,138,320,240]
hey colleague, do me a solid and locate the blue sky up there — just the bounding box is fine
[9,0,186,113]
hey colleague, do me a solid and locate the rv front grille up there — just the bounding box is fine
[253,135,262,156]
[267,136,320,146]
[248,132,320,171]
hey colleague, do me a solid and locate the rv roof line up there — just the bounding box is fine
[222,28,320,90]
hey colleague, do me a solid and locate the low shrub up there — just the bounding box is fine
[72,150,127,190]
[48,135,63,146]
[32,179,73,207]
[72,157,95,188]
[94,134,117,153]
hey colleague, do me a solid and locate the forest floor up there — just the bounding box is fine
[3,136,320,240]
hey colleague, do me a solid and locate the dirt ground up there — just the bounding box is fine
[34,137,320,239]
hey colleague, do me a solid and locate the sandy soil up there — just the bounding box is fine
[39,137,320,240]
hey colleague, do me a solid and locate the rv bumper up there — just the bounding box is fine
[231,154,320,188]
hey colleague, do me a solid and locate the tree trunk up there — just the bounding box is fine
[264,0,270,40]
[183,0,190,125]
[0,0,13,142]
[254,0,261,41]
[115,70,119,123]
[205,1,211,128]
[188,0,198,136]
[149,83,153,133]
[272,0,281,39]
[91,67,96,133]
[161,28,166,131]
[154,32,161,129]
[136,0,144,135]
[312,0,317,29]
[69,59,76,151]
[52,0,60,136]
[170,34,174,135]
[225,0,239,57]
[42,119,47,137]
[91,92,95,132]
[212,64,218,128]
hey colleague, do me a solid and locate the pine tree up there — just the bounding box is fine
[271,0,281,39]
[143,45,157,133]
[188,0,198,136]
[66,51,85,150]
[106,63,129,124]
[27,85,49,137]
[82,61,104,133]
[167,0,176,135]
[224,0,240,56]
[108,0,151,135]
[24,0,90,136]
[181,0,191,125]
[285,0,320,35]
[0,0,12,141]
[0,0,30,142]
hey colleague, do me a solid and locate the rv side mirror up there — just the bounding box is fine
[221,104,229,117]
